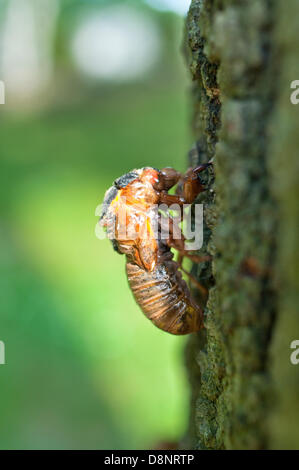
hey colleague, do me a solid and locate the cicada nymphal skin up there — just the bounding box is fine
[100,165,210,335]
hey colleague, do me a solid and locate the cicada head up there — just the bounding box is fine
[139,167,160,188]
[114,170,139,189]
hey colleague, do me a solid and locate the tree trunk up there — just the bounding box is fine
[183,0,299,450]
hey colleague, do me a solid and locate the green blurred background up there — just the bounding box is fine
[0,0,193,449]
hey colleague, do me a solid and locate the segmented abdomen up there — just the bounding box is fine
[126,260,202,335]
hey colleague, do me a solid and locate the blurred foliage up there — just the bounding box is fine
[0,2,192,449]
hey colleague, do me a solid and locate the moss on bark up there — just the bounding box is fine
[184,0,299,450]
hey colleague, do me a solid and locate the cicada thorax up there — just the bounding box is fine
[126,259,203,335]
[102,176,160,271]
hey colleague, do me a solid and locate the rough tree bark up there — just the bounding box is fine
[183,0,299,450]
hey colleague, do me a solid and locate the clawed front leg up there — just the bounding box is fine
[177,163,211,204]
[158,163,211,207]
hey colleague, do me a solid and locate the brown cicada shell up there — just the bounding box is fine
[100,165,210,335]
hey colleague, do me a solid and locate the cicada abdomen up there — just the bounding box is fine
[126,260,203,335]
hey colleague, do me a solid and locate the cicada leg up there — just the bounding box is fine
[159,163,211,207]
[158,162,212,300]
[162,219,209,298]
[179,264,208,298]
